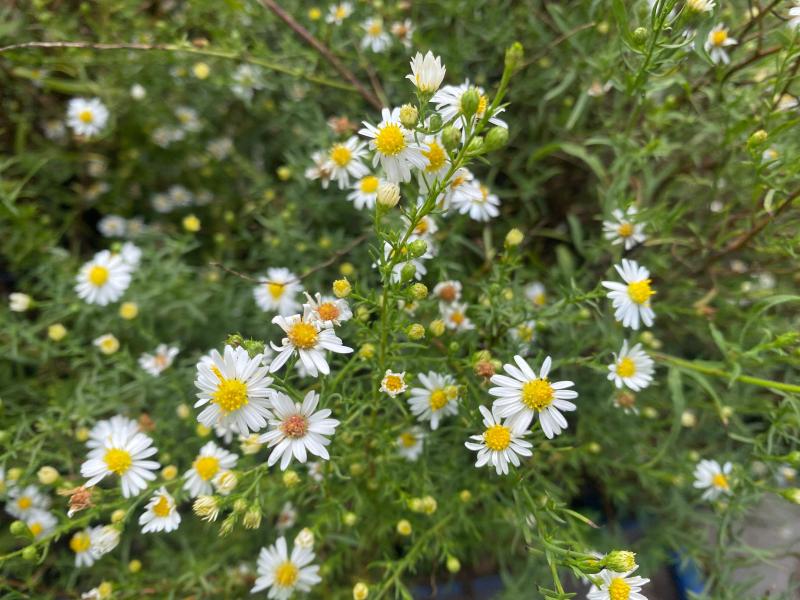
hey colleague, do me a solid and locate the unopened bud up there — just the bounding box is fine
[466,136,484,155]
[446,555,461,573]
[748,129,768,148]
[484,127,508,152]
[428,113,442,131]
[408,239,428,258]
[400,262,416,282]
[377,182,400,208]
[429,319,445,337]
[505,228,524,247]
[441,125,460,150]
[353,582,370,600]
[632,27,648,45]
[604,550,638,573]
[37,466,59,485]
[409,283,428,299]
[399,103,418,129]
[333,278,352,298]
[407,324,425,340]
[460,88,481,119]
[504,42,524,73]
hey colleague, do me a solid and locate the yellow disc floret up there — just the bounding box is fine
[193,456,220,481]
[711,29,727,47]
[423,141,446,172]
[375,124,406,156]
[79,110,94,124]
[399,432,417,447]
[104,448,133,475]
[616,357,636,378]
[70,531,92,554]
[317,302,341,322]
[617,222,633,237]
[275,561,300,587]
[212,378,249,412]
[18,496,32,510]
[627,279,655,305]
[712,473,730,489]
[287,321,318,349]
[521,379,554,411]
[267,282,285,300]
[608,577,631,600]
[360,175,379,193]
[88,265,109,286]
[152,495,172,517]
[483,424,511,451]
[329,144,352,167]
[429,389,448,411]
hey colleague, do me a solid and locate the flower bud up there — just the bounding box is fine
[407,323,425,340]
[353,582,370,600]
[781,488,800,505]
[37,466,59,485]
[333,278,352,298]
[358,343,375,360]
[10,520,27,536]
[466,136,484,155]
[632,27,648,45]
[48,323,67,341]
[400,262,416,282]
[294,527,314,549]
[748,129,768,148]
[111,509,126,524]
[283,470,300,487]
[441,125,460,150]
[129,559,142,573]
[429,319,445,337]
[460,87,481,119]
[604,550,638,573]
[219,513,236,537]
[409,282,428,299]
[277,165,292,181]
[9,293,32,312]
[243,504,263,529]
[484,126,508,152]
[428,113,443,131]
[505,228,524,247]
[504,41,524,73]
[182,214,201,232]
[459,489,472,503]
[446,555,461,573]
[399,103,418,129]
[408,239,428,258]
[193,495,219,522]
[396,519,412,536]
[377,181,400,208]
[22,545,38,561]
[343,511,358,526]
[421,495,437,514]
[243,339,266,358]
[214,470,238,495]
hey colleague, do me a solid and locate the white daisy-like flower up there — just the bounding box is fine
[269,310,353,377]
[602,207,647,250]
[276,501,298,531]
[396,427,425,461]
[254,268,303,316]
[208,136,234,160]
[251,536,322,599]
[693,459,733,501]
[509,320,536,355]
[435,167,482,211]
[98,215,127,238]
[118,241,142,270]
[601,259,656,330]
[359,107,426,183]
[175,106,201,132]
[381,370,408,397]
[81,424,160,498]
[5,485,50,519]
[489,355,578,439]
[525,282,547,307]
[194,345,274,435]
[360,17,392,52]
[305,150,333,189]
[87,414,139,450]
[441,302,475,331]
[607,340,655,391]
[168,184,193,207]
[75,250,132,306]
[25,509,57,539]
[431,81,507,129]
[303,292,352,329]
[433,280,462,304]
[70,526,103,567]
[66,97,109,138]
[93,333,120,355]
[452,181,500,221]
[790,2,800,29]
[183,441,239,497]
[391,19,415,48]
[418,135,450,187]
[705,24,737,65]
[326,136,369,189]
[407,51,446,94]
[587,567,650,600]
[138,344,179,377]
[347,174,380,210]
[259,391,339,470]
[326,2,352,25]
[407,372,459,430]
[139,487,181,533]
[231,64,265,101]
[464,405,533,475]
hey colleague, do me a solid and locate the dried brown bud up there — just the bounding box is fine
[474,360,495,379]
[138,412,155,432]
[60,486,95,517]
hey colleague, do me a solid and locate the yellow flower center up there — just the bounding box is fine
[70,531,92,554]
[329,144,352,167]
[608,578,631,600]
[104,448,133,475]
[287,321,318,349]
[154,353,169,368]
[712,473,729,489]
[517,325,534,342]
[627,279,655,305]
[478,185,490,202]
[477,95,488,117]
[18,496,32,510]
[212,378,249,412]
[533,292,546,306]
[616,357,636,378]
[367,21,382,36]
[521,379,554,411]
[483,424,511,451]
[88,265,109,286]
[451,174,466,189]
[152,494,172,517]
[281,414,309,438]
[193,456,220,481]
[79,110,94,124]
[399,432,417,448]
[429,389,448,411]
[449,311,465,325]
[712,29,727,46]
[375,124,406,156]
[29,522,44,537]
[275,561,299,587]
[383,374,404,392]
[267,282,285,300]
[317,302,341,321]
[415,218,430,235]
[335,5,347,18]
[423,141,446,172]
[617,222,633,237]
[360,175,379,193]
